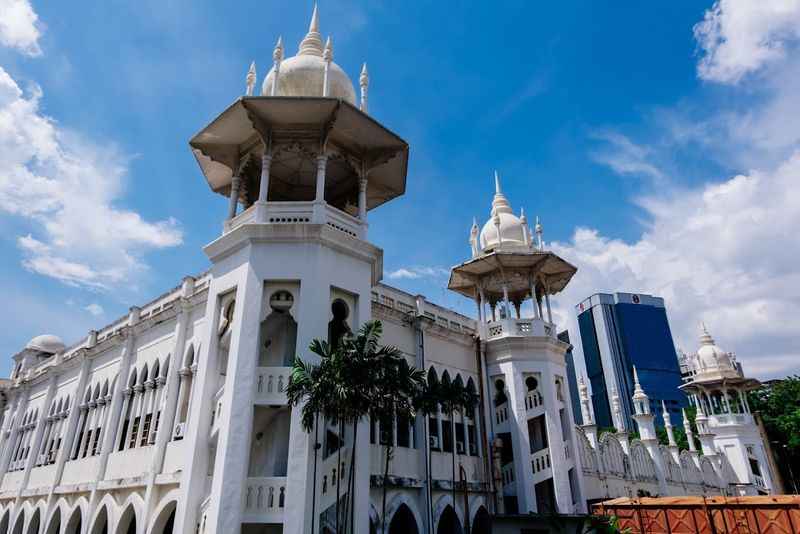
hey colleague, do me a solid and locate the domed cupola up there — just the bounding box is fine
[696,323,733,371]
[260,5,358,104]
[478,172,532,254]
[25,334,65,356]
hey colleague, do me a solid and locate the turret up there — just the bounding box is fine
[631,366,656,441]
[579,376,598,447]
[611,387,630,454]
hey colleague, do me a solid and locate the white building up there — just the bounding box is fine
[0,8,776,534]
[678,325,775,495]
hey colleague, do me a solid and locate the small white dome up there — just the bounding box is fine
[696,325,732,370]
[260,6,357,106]
[476,172,531,253]
[26,334,65,355]
[263,55,356,104]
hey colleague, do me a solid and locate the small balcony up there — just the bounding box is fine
[486,318,554,340]
[254,367,292,405]
[525,390,544,413]
[710,413,753,426]
[224,201,365,240]
[242,476,287,524]
[531,447,552,483]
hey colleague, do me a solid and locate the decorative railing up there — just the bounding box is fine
[525,391,544,411]
[223,201,365,239]
[254,367,291,405]
[501,462,515,487]
[531,448,551,476]
[495,404,509,425]
[485,318,555,340]
[753,474,766,489]
[711,413,752,426]
[243,476,287,522]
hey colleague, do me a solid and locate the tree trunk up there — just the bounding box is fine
[382,442,392,533]
[336,419,343,534]
[345,421,358,533]
[311,412,320,534]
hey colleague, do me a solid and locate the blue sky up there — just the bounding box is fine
[1,0,799,379]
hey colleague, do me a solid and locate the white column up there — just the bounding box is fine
[258,152,272,204]
[114,389,132,450]
[314,154,327,203]
[358,177,368,221]
[227,175,241,220]
[18,376,57,495]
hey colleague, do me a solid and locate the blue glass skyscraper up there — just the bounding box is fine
[572,292,686,431]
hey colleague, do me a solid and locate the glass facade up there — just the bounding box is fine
[571,293,686,431]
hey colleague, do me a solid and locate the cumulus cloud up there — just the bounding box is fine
[589,130,666,183]
[84,303,104,316]
[552,151,800,379]
[694,0,800,84]
[0,67,182,289]
[387,266,450,280]
[0,0,42,56]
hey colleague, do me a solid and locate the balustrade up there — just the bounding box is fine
[254,367,292,405]
[224,201,365,239]
[243,476,287,522]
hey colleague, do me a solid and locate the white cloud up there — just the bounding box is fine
[694,0,800,84]
[0,0,42,56]
[0,67,182,289]
[589,130,666,183]
[84,303,104,316]
[387,266,450,280]
[555,143,800,381]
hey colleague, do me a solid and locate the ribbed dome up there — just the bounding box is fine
[263,55,356,104]
[260,5,357,105]
[696,324,732,370]
[26,334,65,355]
[477,172,531,253]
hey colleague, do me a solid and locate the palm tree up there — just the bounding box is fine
[286,338,346,533]
[372,355,425,533]
[439,373,464,509]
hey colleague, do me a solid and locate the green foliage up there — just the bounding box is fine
[584,515,632,534]
[748,377,800,490]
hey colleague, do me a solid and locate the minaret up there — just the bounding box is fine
[663,400,680,464]
[579,376,598,448]
[359,63,369,112]
[630,367,668,493]
[322,36,333,96]
[245,61,256,96]
[535,216,543,250]
[449,173,582,513]
[469,217,480,257]
[695,405,717,457]
[520,208,530,246]
[611,386,630,454]
[183,7,409,533]
[683,407,699,457]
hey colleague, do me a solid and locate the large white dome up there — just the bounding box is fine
[26,334,65,355]
[477,172,531,253]
[259,6,358,105]
[696,325,732,370]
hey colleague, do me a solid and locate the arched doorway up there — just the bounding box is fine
[116,505,137,534]
[151,501,176,534]
[472,506,490,534]
[45,508,61,534]
[11,510,24,534]
[388,503,418,534]
[64,508,82,534]
[26,509,40,534]
[90,506,109,534]
[437,505,463,534]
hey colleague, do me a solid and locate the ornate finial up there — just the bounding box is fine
[246,61,257,96]
[633,366,641,389]
[535,216,544,250]
[700,322,715,346]
[519,207,527,222]
[274,36,284,62]
[661,400,669,418]
[323,36,333,62]
[578,376,594,425]
[299,4,324,56]
[494,170,502,194]
[490,171,512,217]
[471,217,479,234]
[360,63,369,112]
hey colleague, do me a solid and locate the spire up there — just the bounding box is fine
[490,171,513,216]
[274,36,284,62]
[535,215,543,250]
[682,408,697,452]
[611,386,624,431]
[470,217,479,235]
[323,36,333,61]
[359,63,369,112]
[662,400,677,447]
[700,321,715,346]
[299,4,324,56]
[578,376,594,426]
[470,217,480,256]
[632,366,650,415]
[322,36,333,97]
[245,61,257,96]
[262,36,284,96]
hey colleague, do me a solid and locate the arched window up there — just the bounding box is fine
[259,291,298,367]
[328,299,350,349]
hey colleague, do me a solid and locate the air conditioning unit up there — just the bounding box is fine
[456,442,465,454]
[429,436,439,449]
[173,423,186,440]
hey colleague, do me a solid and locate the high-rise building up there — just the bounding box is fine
[573,292,686,431]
